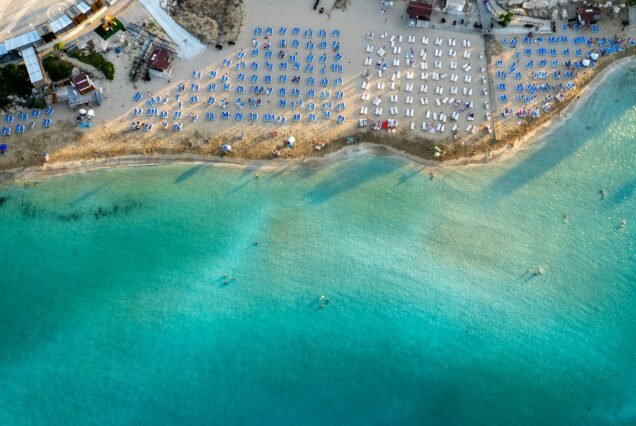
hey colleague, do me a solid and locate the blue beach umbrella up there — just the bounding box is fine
[0,144,7,152]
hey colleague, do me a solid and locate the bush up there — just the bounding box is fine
[71,51,115,80]
[24,97,47,109]
[43,56,74,81]
[498,12,514,27]
[0,64,33,109]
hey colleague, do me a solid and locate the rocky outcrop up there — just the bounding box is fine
[495,0,628,19]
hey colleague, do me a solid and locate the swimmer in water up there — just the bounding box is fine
[563,214,568,223]
[618,220,626,230]
[600,189,607,199]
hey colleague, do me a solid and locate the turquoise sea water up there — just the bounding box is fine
[0,63,635,425]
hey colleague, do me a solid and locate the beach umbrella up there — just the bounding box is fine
[287,136,296,147]
[581,59,590,67]
[221,144,232,153]
[590,52,599,61]
[79,108,87,115]
[0,144,7,152]
[87,109,95,117]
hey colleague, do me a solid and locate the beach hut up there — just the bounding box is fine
[71,72,96,95]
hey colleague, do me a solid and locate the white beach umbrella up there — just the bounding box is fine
[581,59,590,67]
[590,52,599,61]
[87,109,95,117]
[79,108,87,115]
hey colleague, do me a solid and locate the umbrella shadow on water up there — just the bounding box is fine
[396,165,426,186]
[484,130,589,201]
[175,164,208,184]
[305,158,401,205]
[69,183,109,207]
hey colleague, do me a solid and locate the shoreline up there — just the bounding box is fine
[1,55,634,184]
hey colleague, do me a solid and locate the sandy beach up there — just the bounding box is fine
[0,0,634,178]
[3,50,633,186]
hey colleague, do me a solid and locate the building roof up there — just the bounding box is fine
[148,48,171,71]
[4,30,42,52]
[72,72,95,94]
[577,7,601,24]
[407,1,434,20]
[66,6,84,19]
[445,0,465,12]
[50,15,74,33]
[22,47,45,84]
[77,1,92,14]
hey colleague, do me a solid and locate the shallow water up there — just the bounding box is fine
[0,63,634,425]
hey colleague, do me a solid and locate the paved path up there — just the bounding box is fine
[138,0,205,59]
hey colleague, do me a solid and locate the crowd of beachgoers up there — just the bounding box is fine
[0,0,633,174]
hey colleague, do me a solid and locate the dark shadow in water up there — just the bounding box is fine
[305,157,402,205]
[69,183,108,207]
[608,178,636,206]
[225,177,256,196]
[396,165,425,186]
[175,164,208,184]
[485,132,591,201]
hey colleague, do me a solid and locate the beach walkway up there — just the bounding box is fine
[138,0,205,59]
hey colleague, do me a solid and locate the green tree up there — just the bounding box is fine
[498,12,514,27]
[0,64,33,109]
